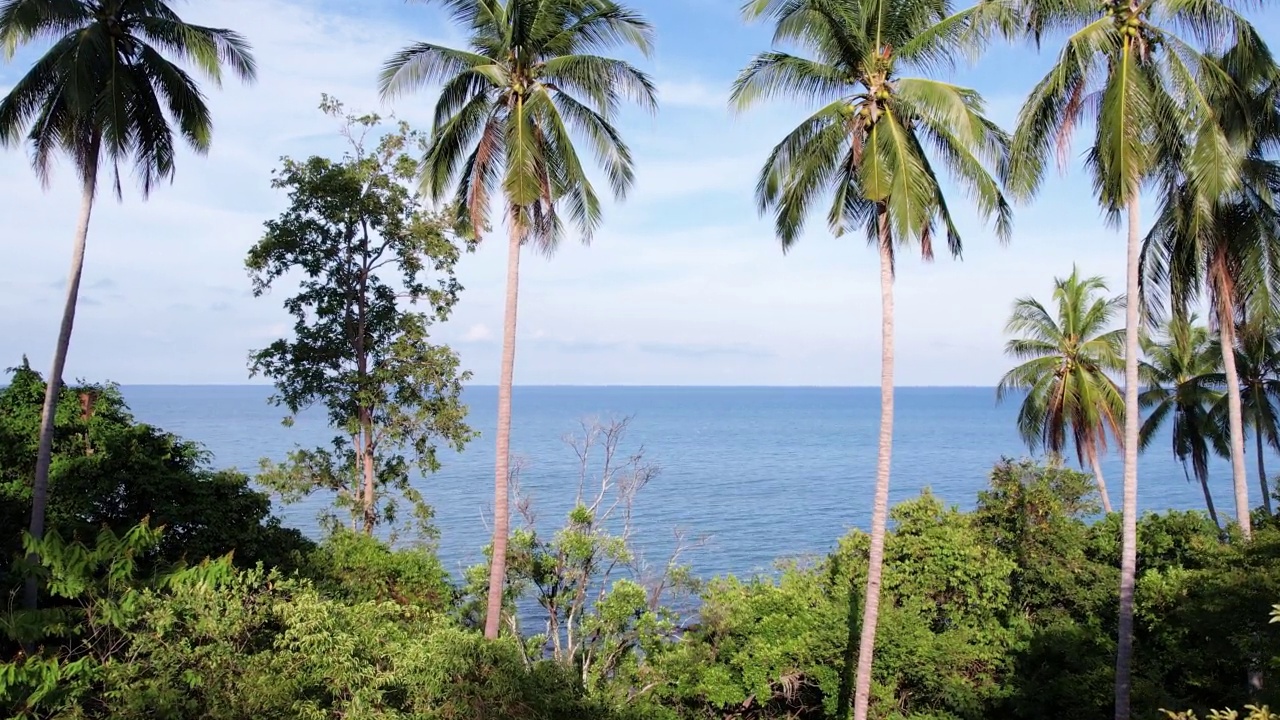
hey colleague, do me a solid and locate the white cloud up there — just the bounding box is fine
[0,0,1136,387]
[656,79,728,109]
[463,324,495,343]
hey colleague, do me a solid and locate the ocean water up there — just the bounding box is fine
[119,385,1269,581]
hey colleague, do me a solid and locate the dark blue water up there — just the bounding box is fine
[119,385,1263,580]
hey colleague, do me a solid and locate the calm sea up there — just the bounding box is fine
[119,385,1265,580]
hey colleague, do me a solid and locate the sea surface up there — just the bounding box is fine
[119,385,1270,581]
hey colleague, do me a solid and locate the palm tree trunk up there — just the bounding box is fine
[836,575,861,720]
[24,169,98,611]
[483,216,522,640]
[1114,195,1141,720]
[1187,464,1221,529]
[1255,407,1272,515]
[361,418,376,535]
[852,208,894,720]
[1217,283,1252,537]
[1088,444,1114,513]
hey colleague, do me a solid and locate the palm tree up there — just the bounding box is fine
[0,0,255,610]
[1009,0,1266,713]
[1218,317,1280,515]
[733,1,1013,717]
[997,267,1126,513]
[379,0,657,640]
[1138,314,1225,527]
[1143,46,1280,537]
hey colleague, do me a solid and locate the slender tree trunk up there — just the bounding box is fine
[484,217,522,640]
[1217,286,1252,537]
[836,572,861,720]
[1187,464,1221,529]
[24,169,98,611]
[852,209,894,720]
[1088,444,1114,514]
[1255,406,1272,515]
[1115,195,1141,720]
[362,416,376,535]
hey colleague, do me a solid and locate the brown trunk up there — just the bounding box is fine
[1088,444,1114,514]
[1255,401,1272,515]
[1115,195,1140,720]
[484,216,522,639]
[852,208,894,720]
[25,165,98,611]
[362,417,376,535]
[1217,282,1252,537]
[1188,464,1221,529]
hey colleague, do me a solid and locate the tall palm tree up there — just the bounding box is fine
[0,0,255,610]
[1218,317,1280,515]
[733,1,1013,717]
[1138,314,1225,527]
[1009,1,1266,714]
[997,267,1126,513]
[379,0,657,640]
[1143,46,1280,537]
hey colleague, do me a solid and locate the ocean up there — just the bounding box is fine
[119,385,1264,581]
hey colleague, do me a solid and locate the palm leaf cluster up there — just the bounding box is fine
[378,0,656,249]
[732,0,1015,259]
[0,0,255,195]
[1138,315,1224,524]
[998,267,1125,512]
[1140,314,1280,524]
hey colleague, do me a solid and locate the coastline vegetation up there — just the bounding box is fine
[3,0,1280,718]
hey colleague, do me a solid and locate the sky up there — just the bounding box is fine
[1,0,1276,387]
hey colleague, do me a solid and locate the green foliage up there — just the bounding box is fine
[641,461,1280,720]
[248,97,475,536]
[1,521,236,718]
[1140,315,1225,522]
[301,528,453,612]
[733,0,1013,256]
[9,451,1280,720]
[2,522,607,720]
[380,0,658,248]
[1166,709,1280,720]
[0,361,312,588]
[0,0,256,194]
[996,267,1126,480]
[462,419,692,703]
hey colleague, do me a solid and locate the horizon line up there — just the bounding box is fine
[114,382,1006,389]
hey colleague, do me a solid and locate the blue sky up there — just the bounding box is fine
[2,0,1276,386]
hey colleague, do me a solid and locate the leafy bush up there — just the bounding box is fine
[0,361,312,584]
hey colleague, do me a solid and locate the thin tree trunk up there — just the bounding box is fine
[836,572,861,720]
[1115,195,1141,720]
[1218,287,1252,537]
[1255,405,1272,515]
[1088,444,1114,514]
[25,169,98,611]
[1188,464,1221,529]
[484,216,522,640]
[362,417,376,535]
[852,209,894,720]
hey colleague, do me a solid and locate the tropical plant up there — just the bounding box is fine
[1142,46,1280,542]
[997,267,1126,513]
[1138,314,1225,527]
[1212,317,1280,516]
[378,0,657,640]
[0,0,256,610]
[1009,0,1268,712]
[732,0,1014,716]
[246,98,474,537]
